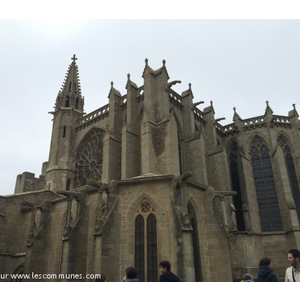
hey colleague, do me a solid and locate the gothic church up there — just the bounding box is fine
[1,55,300,281]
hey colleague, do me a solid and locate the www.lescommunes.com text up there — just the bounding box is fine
[1,272,102,280]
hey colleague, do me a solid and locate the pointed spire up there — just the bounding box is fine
[289,103,299,119]
[108,80,121,98]
[142,58,169,79]
[292,103,298,116]
[181,82,194,99]
[233,106,241,121]
[125,73,130,89]
[208,100,215,114]
[71,54,77,63]
[160,58,169,79]
[55,54,84,112]
[125,73,137,89]
[60,54,82,97]
[232,106,243,128]
[188,83,194,98]
[265,100,273,114]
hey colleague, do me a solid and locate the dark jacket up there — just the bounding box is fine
[159,271,180,282]
[257,266,278,282]
[124,278,141,282]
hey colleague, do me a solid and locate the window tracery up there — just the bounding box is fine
[278,134,300,221]
[135,200,157,282]
[74,129,104,187]
[250,135,283,231]
[228,140,245,231]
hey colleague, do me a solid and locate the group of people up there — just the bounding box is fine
[242,248,300,282]
[122,260,180,282]
[96,248,300,282]
[96,260,180,282]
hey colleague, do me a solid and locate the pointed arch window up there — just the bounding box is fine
[135,200,157,282]
[278,135,300,221]
[174,115,183,175]
[63,125,66,138]
[228,141,246,231]
[75,98,79,110]
[187,202,202,281]
[65,95,70,107]
[250,135,283,232]
[66,179,71,191]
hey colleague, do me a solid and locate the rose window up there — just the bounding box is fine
[75,129,104,187]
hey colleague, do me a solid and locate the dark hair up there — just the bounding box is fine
[95,275,106,282]
[242,273,253,281]
[288,249,300,259]
[125,267,138,279]
[259,257,271,267]
[159,260,171,271]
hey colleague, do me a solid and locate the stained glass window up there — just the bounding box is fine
[250,135,283,231]
[278,135,300,221]
[74,129,104,187]
[147,214,157,282]
[135,215,144,281]
[229,141,246,231]
[134,201,157,282]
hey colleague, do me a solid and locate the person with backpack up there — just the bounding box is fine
[257,257,278,282]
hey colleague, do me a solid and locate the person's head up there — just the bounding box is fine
[288,249,300,268]
[95,275,106,282]
[159,260,171,274]
[259,257,273,269]
[125,267,138,279]
[242,273,253,282]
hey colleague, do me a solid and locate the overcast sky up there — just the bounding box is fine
[1,18,300,196]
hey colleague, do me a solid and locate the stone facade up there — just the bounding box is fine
[0,55,300,281]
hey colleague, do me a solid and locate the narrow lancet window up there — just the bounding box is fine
[75,98,79,110]
[229,141,246,231]
[134,200,157,282]
[63,126,66,138]
[65,95,70,107]
[187,202,202,281]
[250,135,283,232]
[278,135,300,221]
[66,179,71,191]
[135,215,144,281]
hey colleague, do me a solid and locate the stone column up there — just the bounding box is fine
[90,183,108,277]
[59,241,70,282]
[181,228,196,282]
[93,235,102,278]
